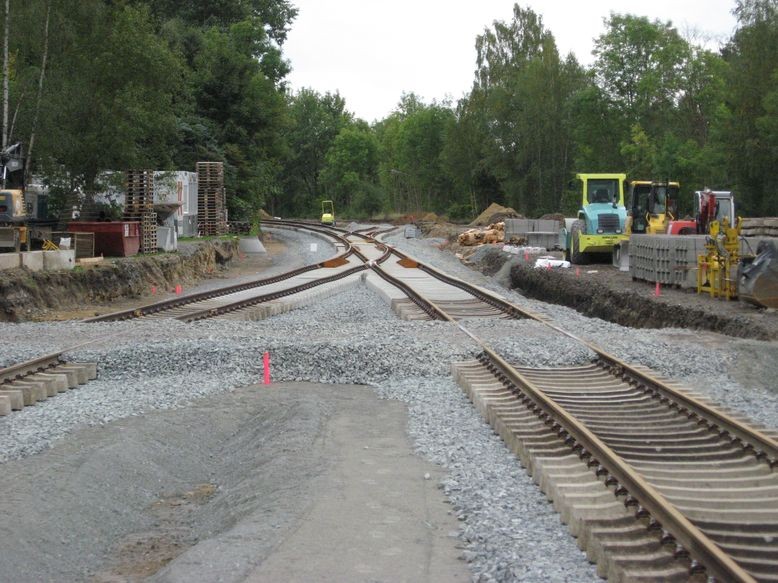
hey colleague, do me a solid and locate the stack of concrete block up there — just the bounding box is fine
[742,218,778,238]
[629,234,767,288]
[504,219,561,250]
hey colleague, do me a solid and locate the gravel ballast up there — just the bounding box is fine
[1,226,776,582]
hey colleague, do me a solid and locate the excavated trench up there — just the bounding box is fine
[0,241,237,322]
[508,261,774,341]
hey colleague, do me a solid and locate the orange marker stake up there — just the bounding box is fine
[524,251,530,261]
[175,284,183,295]
[151,285,157,295]
[655,281,661,297]
[263,352,271,385]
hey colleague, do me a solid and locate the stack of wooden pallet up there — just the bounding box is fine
[124,170,157,253]
[196,162,227,236]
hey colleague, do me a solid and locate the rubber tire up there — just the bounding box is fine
[569,220,589,265]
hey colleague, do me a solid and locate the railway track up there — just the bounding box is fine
[6,219,777,580]
[0,352,97,416]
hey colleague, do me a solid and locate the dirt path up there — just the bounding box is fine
[0,382,466,583]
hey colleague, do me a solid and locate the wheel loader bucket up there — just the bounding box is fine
[739,240,778,309]
[612,240,630,272]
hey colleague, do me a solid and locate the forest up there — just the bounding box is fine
[4,0,778,221]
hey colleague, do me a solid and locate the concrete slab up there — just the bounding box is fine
[238,237,266,254]
[55,364,96,385]
[26,373,66,395]
[42,249,76,271]
[0,252,20,270]
[20,250,45,272]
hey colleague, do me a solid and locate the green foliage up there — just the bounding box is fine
[620,124,656,178]
[321,123,380,213]
[279,88,351,216]
[5,0,776,223]
[472,5,585,217]
[718,0,778,214]
[5,0,296,220]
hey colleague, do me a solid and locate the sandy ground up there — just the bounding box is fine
[0,383,467,583]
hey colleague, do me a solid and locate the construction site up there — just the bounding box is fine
[2,1,778,579]
[1,166,778,582]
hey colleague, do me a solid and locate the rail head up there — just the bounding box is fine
[0,352,63,384]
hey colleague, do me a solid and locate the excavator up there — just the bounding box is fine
[614,179,678,269]
[667,189,735,235]
[0,143,29,252]
[625,180,679,235]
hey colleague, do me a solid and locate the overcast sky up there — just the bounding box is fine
[283,1,738,122]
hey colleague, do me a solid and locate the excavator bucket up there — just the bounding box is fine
[739,241,778,309]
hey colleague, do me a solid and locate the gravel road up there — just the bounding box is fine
[1,225,775,582]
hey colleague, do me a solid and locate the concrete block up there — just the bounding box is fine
[73,362,98,381]
[42,249,76,271]
[238,237,266,253]
[7,381,44,405]
[56,363,97,384]
[27,373,66,395]
[0,389,24,410]
[20,250,45,272]
[48,369,78,389]
[0,253,20,270]
[0,395,10,416]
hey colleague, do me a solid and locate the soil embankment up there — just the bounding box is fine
[0,241,237,322]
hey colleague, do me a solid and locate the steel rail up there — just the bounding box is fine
[0,352,64,384]
[86,224,354,322]
[378,234,778,464]
[346,241,449,321]
[177,264,369,322]
[477,348,757,583]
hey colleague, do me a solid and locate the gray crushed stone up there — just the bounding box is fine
[384,231,778,430]
[1,226,776,582]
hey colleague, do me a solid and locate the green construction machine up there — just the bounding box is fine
[563,173,629,265]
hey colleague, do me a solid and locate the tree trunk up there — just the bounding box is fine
[2,0,9,148]
[8,90,22,141]
[27,0,51,182]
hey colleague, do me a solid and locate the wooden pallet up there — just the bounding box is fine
[125,170,154,210]
[140,210,157,253]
